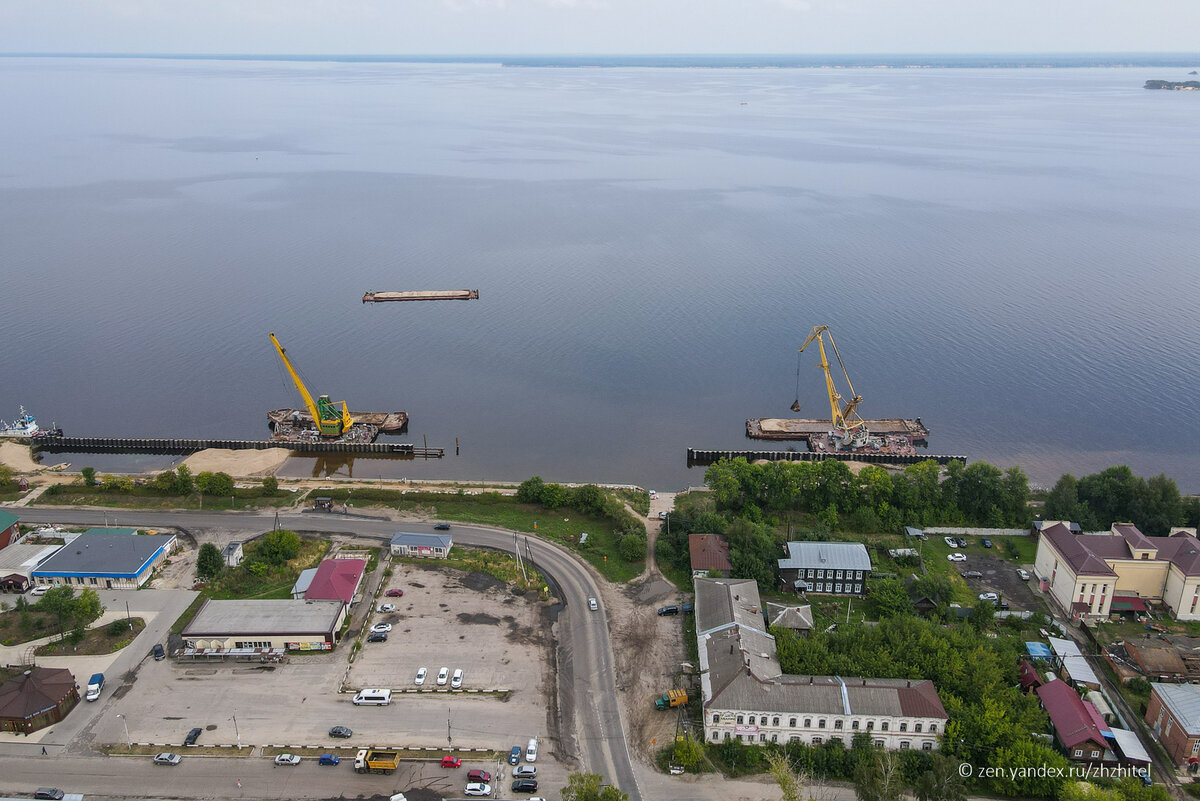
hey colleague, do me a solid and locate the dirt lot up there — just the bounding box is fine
[958,554,1041,610]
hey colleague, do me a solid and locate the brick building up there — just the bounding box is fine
[1147,683,1200,766]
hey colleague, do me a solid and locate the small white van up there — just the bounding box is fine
[353,688,392,706]
[526,737,538,762]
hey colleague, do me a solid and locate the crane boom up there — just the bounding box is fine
[798,325,864,433]
[269,333,354,436]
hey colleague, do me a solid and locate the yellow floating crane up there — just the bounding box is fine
[798,325,865,436]
[269,333,354,437]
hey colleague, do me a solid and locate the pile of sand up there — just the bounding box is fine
[181,448,290,477]
[0,442,43,472]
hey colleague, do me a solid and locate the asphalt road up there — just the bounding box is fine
[10,506,642,801]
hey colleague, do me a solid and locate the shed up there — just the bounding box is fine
[390,532,452,558]
[1049,636,1102,689]
[291,567,318,599]
[0,667,80,735]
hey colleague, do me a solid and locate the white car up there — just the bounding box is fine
[658,511,668,520]
[465,783,491,796]
[588,597,599,611]
[514,765,537,778]
[451,668,464,689]
[415,667,428,685]
[370,623,392,634]
[943,537,957,547]
[648,490,658,499]
[275,753,302,766]
[378,603,396,613]
[1017,569,1031,581]
[30,585,49,597]
[978,592,999,602]
[947,553,966,562]
[437,667,449,686]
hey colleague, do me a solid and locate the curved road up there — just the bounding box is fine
[13,506,641,801]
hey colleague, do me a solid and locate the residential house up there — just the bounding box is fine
[1147,682,1200,767]
[778,541,871,596]
[0,510,19,551]
[222,541,244,568]
[765,603,813,635]
[689,534,733,577]
[390,532,452,559]
[303,558,366,607]
[1036,679,1115,764]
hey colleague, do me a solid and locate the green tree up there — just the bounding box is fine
[257,529,300,564]
[767,750,808,801]
[516,475,545,504]
[854,749,905,801]
[261,475,279,495]
[672,734,705,770]
[869,578,914,619]
[1045,474,1081,521]
[969,599,995,631]
[619,532,646,562]
[74,588,105,628]
[196,471,234,496]
[911,574,954,607]
[540,483,569,510]
[80,466,97,487]
[572,484,606,516]
[561,771,629,801]
[38,585,77,639]
[196,542,224,579]
[987,740,1069,798]
[915,754,967,801]
[173,464,194,494]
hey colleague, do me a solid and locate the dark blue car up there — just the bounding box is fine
[318,753,340,766]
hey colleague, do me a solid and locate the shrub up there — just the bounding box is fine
[262,475,279,495]
[107,619,130,636]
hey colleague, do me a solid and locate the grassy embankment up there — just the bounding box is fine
[35,618,147,656]
[395,546,546,595]
[38,483,304,510]
[323,488,645,583]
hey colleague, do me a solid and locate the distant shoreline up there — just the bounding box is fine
[2,52,1199,70]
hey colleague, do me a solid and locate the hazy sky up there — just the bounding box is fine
[1,0,1198,55]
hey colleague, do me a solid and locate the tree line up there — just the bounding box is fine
[1044,465,1199,535]
[516,476,648,561]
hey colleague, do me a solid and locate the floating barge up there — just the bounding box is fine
[746,417,929,456]
[362,290,479,303]
[688,447,961,468]
[268,409,408,436]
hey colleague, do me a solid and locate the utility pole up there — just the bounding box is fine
[232,713,241,749]
[515,533,527,582]
[447,707,452,750]
[125,601,133,631]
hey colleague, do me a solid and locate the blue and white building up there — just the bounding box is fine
[32,533,177,590]
[390,532,453,558]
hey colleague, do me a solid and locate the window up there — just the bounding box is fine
[915,723,922,733]
[1192,741,1200,757]
[900,722,907,732]
[773,717,780,727]
[1091,751,1100,759]
[836,584,843,593]
[836,570,843,580]
[789,718,797,727]
[89,577,98,585]
[818,719,826,729]
[737,715,744,725]
[712,715,719,724]
[804,718,812,728]
[818,569,825,579]
[855,584,862,594]
[900,742,910,750]
[790,735,800,743]
[712,731,719,741]
[724,732,730,740]
[881,722,889,731]
[835,719,843,729]
[929,724,937,733]
[831,736,843,745]
[923,742,933,751]
[874,740,885,748]
[812,737,823,745]
[771,734,778,743]
[1074,750,1083,758]
[852,720,860,730]
[760,734,767,743]
[760,716,768,725]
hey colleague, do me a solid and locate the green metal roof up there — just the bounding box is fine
[0,510,18,530]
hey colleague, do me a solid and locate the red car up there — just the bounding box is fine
[468,769,492,782]
[385,589,404,597]
[441,755,462,769]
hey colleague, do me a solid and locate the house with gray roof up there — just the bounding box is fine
[390,532,453,558]
[778,541,871,595]
[31,533,176,590]
[182,598,346,653]
[1147,683,1200,766]
[695,577,947,751]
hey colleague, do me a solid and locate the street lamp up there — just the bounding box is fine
[232,713,241,749]
[116,713,131,748]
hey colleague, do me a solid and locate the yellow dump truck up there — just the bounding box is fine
[654,689,688,710]
[354,749,401,774]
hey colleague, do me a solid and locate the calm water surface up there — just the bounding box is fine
[2,59,1198,490]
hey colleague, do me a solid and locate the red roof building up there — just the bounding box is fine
[0,667,79,735]
[304,558,366,606]
[1036,679,1114,763]
[689,534,733,575]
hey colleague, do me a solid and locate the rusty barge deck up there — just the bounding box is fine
[362,290,479,303]
[746,417,929,455]
[268,409,408,435]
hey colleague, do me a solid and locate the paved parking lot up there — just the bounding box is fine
[958,555,1041,609]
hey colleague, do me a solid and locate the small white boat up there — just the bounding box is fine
[0,406,40,438]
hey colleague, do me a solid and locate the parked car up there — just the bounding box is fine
[30,585,49,597]
[998,600,1010,610]
[385,588,404,597]
[433,523,451,530]
[648,490,658,499]
[367,632,388,643]
[1017,568,1031,581]
[947,553,966,562]
[328,725,353,739]
[588,597,599,611]
[658,511,668,520]
[274,753,302,766]
[34,789,64,800]
[451,668,464,689]
[512,779,539,793]
[657,605,680,616]
[513,765,537,778]
[415,667,428,685]
[370,623,392,634]
[437,667,450,685]
[184,727,202,746]
[961,570,983,579]
[465,783,492,797]
[509,745,523,764]
[153,753,181,766]
[152,643,166,660]
[681,604,693,614]
[981,538,993,549]
[978,592,998,602]
[943,537,957,547]
[318,753,340,766]
[378,603,396,613]
[441,755,462,768]
[468,769,492,782]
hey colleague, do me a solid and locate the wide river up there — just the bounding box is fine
[2,58,1198,490]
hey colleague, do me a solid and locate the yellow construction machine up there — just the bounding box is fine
[269,333,354,437]
[798,325,866,438]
